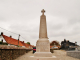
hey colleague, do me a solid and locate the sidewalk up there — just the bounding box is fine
[15,50,80,60]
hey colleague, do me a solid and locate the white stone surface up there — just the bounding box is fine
[28,57,58,60]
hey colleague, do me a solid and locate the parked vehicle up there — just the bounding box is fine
[33,47,36,53]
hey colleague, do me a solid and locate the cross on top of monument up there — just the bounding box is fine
[41,9,45,15]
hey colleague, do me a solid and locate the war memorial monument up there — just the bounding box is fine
[29,9,57,60]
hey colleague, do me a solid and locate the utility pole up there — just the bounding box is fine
[18,34,20,46]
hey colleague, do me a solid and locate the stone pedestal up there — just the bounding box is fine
[34,38,52,57]
[29,57,57,60]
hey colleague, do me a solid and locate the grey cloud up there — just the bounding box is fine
[48,24,63,31]
[68,18,80,25]
[0,0,80,45]
[0,17,5,21]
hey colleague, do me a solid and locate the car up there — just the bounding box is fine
[33,47,36,53]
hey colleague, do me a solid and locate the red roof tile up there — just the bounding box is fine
[2,34,33,48]
[2,35,23,46]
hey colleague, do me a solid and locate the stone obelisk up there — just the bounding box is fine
[39,9,48,39]
[34,9,52,57]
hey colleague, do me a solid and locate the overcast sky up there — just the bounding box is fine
[0,0,80,46]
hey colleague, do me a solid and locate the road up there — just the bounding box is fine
[15,50,80,60]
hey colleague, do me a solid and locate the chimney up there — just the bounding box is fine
[10,35,12,38]
[1,32,3,35]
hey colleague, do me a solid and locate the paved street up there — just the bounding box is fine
[15,50,80,60]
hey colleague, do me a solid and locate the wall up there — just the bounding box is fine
[0,45,32,60]
[67,51,80,59]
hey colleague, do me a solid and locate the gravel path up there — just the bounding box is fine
[15,50,80,60]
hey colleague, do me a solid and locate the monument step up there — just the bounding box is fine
[34,52,52,57]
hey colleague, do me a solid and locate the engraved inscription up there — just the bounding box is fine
[36,42,50,52]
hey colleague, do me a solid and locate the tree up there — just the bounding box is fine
[26,42,30,45]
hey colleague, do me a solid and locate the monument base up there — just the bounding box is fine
[29,56,58,60]
[34,52,52,57]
